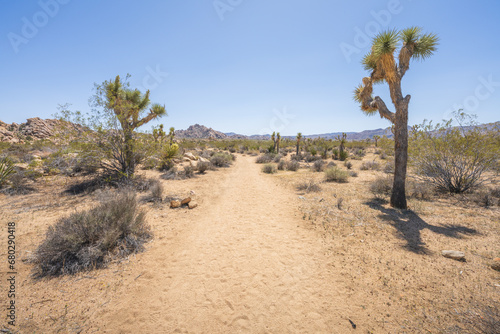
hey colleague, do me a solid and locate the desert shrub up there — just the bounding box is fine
[31,191,151,277]
[160,143,179,170]
[161,166,179,180]
[143,179,163,202]
[210,152,234,167]
[290,154,303,162]
[183,165,195,178]
[339,150,349,161]
[197,161,211,174]
[304,154,322,163]
[262,164,276,174]
[490,186,500,198]
[370,176,393,197]
[2,170,36,195]
[470,189,497,208]
[0,157,15,187]
[324,167,349,183]
[380,152,388,160]
[228,147,236,153]
[277,159,286,170]
[256,153,276,164]
[355,149,365,157]
[296,180,321,193]
[327,161,337,168]
[409,112,500,193]
[360,160,380,171]
[332,149,339,160]
[383,161,394,174]
[312,159,325,172]
[344,161,353,170]
[286,160,300,171]
[349,171,358,177]
[273,154,282,163]
[406,179,434,200]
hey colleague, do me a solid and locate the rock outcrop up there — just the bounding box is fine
[0,117,86,143]
[175,124,227,140]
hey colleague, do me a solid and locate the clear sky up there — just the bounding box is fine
[1,0,499,136]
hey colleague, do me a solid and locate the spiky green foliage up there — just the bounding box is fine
[412,33,439,60]
[371,29,399,59]
[0,157,15,186]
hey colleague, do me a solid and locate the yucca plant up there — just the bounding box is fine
[354,27,438,209]
[0,157,15,186]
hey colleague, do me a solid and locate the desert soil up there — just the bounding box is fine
[92,155,353,333]
[2,155,357,333]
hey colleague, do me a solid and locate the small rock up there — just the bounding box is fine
[189,190,196,195]
[170,200,181,209]
[198,157,209,163]
[491,258,500,271]
[184,152,197,161]
[298,196,306,200]
[442,250,466,261]
[181,197,191,205]
[190,160,197,168]
[188,201,198,209]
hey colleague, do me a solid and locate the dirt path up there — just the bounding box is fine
[93,155,353,333]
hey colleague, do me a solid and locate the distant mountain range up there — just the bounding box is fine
[175,124,394,141]
[1,119,498,143]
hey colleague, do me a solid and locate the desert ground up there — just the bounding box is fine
[1,150,499,333]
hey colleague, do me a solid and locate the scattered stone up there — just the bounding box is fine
[442,250,466,261]
[181,197,191,205]
[198,157,209,163]
[298,196,306,200]
[491,258,500,271]
[189,160,197,168]
[189,190,196,195]
[183,157,191,162]
[170,200,181,209]
[188,201,198,209]
[184,152,197,161]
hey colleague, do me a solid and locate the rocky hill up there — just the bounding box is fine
[175,124,228,139]
[0,117,86,143]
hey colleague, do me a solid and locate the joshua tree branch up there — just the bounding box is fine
[371,96,396,123]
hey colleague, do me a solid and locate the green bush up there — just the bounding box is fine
[31,191,151,277]
[0,157,15,186]
[277,160,286,170]
[256,153,276,164]
[360,160,380,171]
[324,167,349,183]
[197,161,211,174]
[296,180,321,193]
[409,112,500,193]
[210,152,234,167]
[312,159,325,172]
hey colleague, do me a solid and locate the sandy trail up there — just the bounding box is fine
[95,155,352,333]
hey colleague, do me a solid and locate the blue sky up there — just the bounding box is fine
[1,0,499,136]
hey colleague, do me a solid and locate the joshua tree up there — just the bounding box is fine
[152,124,166,143]
[96,75,166,176]
[354,27,438,209]
[276,132,281,154]
[296,132,302,155]
[336,133,347,161]
[271,132,276,152]
[168,126,175,145]
[373,135,380,147]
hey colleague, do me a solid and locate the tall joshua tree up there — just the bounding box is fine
[296,132,302,155]
[102,75,166,176]
[276,132,281,154]
[354,27,438,209]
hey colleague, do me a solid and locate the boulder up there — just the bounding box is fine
[170,200,181,209]
[442,250,466,262]
[198,157,209,163]
[190,160,197,168]
[491,258,500,271]
[188,201,198,209]
[181,197,191,205]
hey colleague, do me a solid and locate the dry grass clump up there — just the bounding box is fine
[262,164,277,174]
[370,176,392,197]
[210,152,235,167]
[286,160,300,171]
[143,179,163,203]
[360,160,380,171]
[277,159,286,170]
[324,167,349,183]
[370,176,434,200]
[197,161,211,174]
[296,179,322,193]
[31,191,151,277]
[312,159,326,172]
[256,153,276,164]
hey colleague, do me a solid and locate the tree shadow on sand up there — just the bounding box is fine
[365,199,478,255]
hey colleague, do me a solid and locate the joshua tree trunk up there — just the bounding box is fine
[123,128,135,176]
[391,103,409,209]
